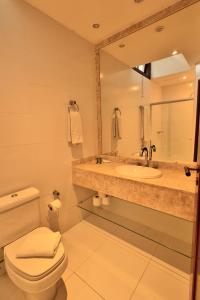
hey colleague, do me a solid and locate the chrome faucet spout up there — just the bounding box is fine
[141,147,149,167]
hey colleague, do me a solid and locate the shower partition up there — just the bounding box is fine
[150,98,195,162]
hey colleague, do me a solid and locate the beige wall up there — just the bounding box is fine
[162,82,194,100]
[0,0,97,232]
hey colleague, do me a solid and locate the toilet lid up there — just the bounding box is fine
[4,227,66,281]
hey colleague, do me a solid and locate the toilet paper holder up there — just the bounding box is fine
[48,191,62,212]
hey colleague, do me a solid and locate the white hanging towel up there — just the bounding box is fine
[112,109,122,140]
[68,110,83,144]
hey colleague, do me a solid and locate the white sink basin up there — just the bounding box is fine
[116,165,162,179]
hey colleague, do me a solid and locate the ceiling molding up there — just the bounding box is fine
[95,0,200,50]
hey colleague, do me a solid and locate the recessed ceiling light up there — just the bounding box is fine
[92,23,100,29]
[134,0,144,3]
[118,43,125,48]
[172,50,178,55]
[155,25,165,32]
[130,85,139,91]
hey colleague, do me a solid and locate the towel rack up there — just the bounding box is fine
[68,100,79,112]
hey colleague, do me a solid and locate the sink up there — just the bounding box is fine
[116,165,162,179]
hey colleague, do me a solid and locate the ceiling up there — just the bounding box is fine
[103,2,200,68]
[24,0,179,44]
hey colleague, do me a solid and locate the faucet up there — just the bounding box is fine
[141,145,157,167]
[149,144,156,161]
[141,147,149,167]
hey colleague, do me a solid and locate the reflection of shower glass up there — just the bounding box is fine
[139,105,144,147]
[151,99,194,161]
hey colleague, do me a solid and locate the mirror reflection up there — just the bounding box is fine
[100,2,200,162]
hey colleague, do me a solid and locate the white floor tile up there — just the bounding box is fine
[62,221,106,271]
[84,215,119,236]
[84,218,158,260]
[131,261,190,300]
[111,226,158,258]
[76,238,149,300]
[152,245,191,279]
[65,274,103,300]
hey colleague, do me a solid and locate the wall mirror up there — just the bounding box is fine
[99,2,200,162]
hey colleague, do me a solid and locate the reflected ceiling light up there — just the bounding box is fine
[130,86,139,91]
[183,76,187,80]
[189,82,193,87]
[118,43,125,48]
[172,50,178,55]
[155,25,165,32]
[92,23,100,29]
[100,73,104,79]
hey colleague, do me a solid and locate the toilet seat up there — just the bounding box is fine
[4,227,68,294]
[5,227,65,281]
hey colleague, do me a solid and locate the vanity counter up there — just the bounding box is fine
[72,161,196,221]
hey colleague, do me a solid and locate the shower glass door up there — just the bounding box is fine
[151,99,195,162]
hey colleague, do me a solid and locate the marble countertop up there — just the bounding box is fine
[73,160,196,194]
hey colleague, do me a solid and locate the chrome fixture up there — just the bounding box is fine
[141,145,157,167]
[68,100,79,112]
[184,166,200,176]
[141,147,149,167]
[118,43,125,48]
[92,23,100,29]
[53,190,60,199]
[96,157,102,164]
[149,144,156,161]
[114,107,121,115]
[155,25,165,32]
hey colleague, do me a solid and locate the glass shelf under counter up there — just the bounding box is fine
[77,195,193,259]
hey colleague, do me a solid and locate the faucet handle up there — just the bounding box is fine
[184,165,200,176]
[150,144,156,152]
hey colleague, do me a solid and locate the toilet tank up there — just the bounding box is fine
[0,187,40,248]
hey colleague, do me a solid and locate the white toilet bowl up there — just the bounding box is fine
[4,227,68,300]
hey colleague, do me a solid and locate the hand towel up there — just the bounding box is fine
[112,110,122,140]
[68,111,83,144]
[16,231,61,258]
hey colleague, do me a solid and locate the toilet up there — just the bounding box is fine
[0,187,67,300]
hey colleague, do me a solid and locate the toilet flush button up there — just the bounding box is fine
[11,194,18,198]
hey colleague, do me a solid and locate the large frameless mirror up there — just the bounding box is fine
[100,2,200,162]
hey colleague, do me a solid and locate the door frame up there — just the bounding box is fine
[191,79,200,299]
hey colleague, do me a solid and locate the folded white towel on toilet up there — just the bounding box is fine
[16,231,61,258]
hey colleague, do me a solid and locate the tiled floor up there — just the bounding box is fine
[0,217,191,300]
